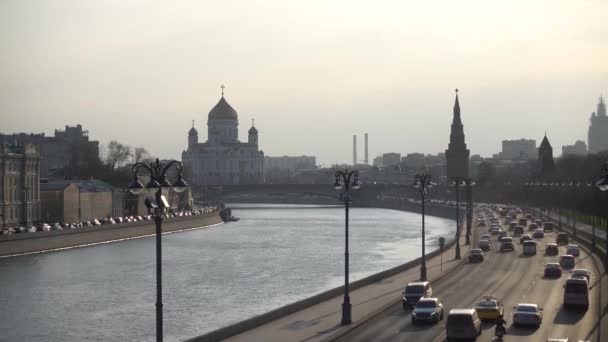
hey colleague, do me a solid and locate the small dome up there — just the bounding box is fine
[209,96,238,120]
[248,125,258,135]
[188,126,198,136]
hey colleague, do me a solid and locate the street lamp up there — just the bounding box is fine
[463,178,475,245]
[596,162,608,264]
[414,174,434,281]
[333,169,361,325]
[128,158,187,342]
[449,177,465,260]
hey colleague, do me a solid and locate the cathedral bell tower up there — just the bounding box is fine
[248,119,258,146]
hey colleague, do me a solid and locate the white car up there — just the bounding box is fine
[566,245,580,257]
[570,269,590,281]
[513,303,543,327]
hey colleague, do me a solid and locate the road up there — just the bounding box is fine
[335,213,604,342]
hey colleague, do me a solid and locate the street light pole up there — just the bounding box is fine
[463,178,475,245]
[414,174,434,281]
[129,158,188,342]
[333,169,361,326]
[450,177,463,260]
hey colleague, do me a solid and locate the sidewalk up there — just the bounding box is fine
[215,222,477,342]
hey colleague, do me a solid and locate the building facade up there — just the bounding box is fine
[40,179,115,223]
[496,139,537,160]
[382,153,401,166]
[562,140,587,156]
[0,124,100,179]
[0,144,40,228]
[182,93,264,185]
[588,95,608,154]
[264,156,316,172]
[445,90,470,179]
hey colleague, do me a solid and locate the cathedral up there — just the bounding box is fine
[182,88,264,185]
[588,95,608,154]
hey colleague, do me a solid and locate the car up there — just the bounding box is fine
[544,263,562,277]
[520,234,532,244]
[479,239,491,251]
[412,298,444,324]
[481,234,491,241]
[570,269,590,282]
[474,296,504,321]
[498,230,508,239]
[556,233,569,245]
[545,243,559,256]
[499,236,513,244]
[446,308,482,340]
[566,245,580,257]
[532,229,545,238]
[469,249,484,262]
[514,226,524,236]
[478,220,486,227]
[523,240,537,255]
[535,219,543,227]
[519,218,528,227]
[508,222,517,231]
[543,222,555,232]
[500,241,515,252]
[528,223,538,232]
[546,338,569,342]
[490,227,501,235]
[559,255,575,269]
[563,277,589,309]
[512,303,543,327]
[402,281,432,308]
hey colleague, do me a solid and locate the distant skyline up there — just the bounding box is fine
[1,0,607,165]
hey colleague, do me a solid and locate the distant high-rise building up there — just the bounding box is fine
[538,134,555,177]
[382,153,401,166]
[562,140,587,156]
[0,125,100,179]
[445,89,470,179]
[364,133,369,165]
[352,135,357,165]
[588,95,608,153]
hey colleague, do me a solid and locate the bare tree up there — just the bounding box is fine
[105,140,132,170]
[133,147,151,164]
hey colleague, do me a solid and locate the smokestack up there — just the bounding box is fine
[364,133,369,165]
[353,134,357,166]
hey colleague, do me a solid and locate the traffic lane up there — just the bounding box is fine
[335,232,518,342]
[489,236,601,341]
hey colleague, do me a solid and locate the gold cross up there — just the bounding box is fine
[221,84,225,96]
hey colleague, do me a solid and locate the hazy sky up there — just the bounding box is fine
[1,0,607,165]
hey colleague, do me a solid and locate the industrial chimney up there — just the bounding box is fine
[353,134,357,166]
[364,133,369,165]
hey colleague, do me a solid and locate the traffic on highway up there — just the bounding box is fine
[336,205,602,342]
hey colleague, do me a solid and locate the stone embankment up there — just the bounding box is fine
[0,213,223,257]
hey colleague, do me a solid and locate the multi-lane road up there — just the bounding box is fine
[335,211,604,342]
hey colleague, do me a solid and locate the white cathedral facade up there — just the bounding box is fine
[182,93,264,185]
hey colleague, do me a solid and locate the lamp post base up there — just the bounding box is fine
[341,301,352,325]
[420,265,427,281]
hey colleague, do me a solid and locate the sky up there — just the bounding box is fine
[1,0,607,165]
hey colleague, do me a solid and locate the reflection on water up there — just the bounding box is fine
[0,204,454,342]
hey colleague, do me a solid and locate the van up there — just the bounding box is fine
[402,281,432,309]
[446,308,482,340]
[563,278,589,309]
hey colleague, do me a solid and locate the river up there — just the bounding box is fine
[0,204,455,342]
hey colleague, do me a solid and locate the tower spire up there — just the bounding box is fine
[452,88,462,125]
[220,84,225,97]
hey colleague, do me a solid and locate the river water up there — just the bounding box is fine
[0,204,455,342]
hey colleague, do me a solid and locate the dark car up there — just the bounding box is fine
[543,222,555,232]
[528,223,538,231]
[469,249,484,262]
[556,233,569,245]
[500,241,515,252]
[544,263,562,277]
[514,226,524,236]
[520,234,532,244]
[402,281,432,309]
[545,243,559,256]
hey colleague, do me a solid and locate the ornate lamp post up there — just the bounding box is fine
[449,177,465,260]
[596,162,608,264]
[333,169,361,325]
[463,178,475,245]
[414,174,434,281]
[128,158,188,342]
